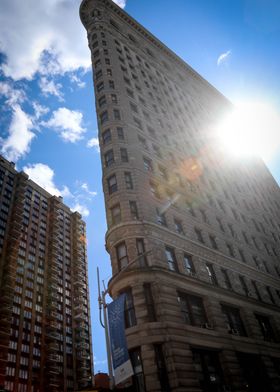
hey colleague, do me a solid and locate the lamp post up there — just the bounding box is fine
[97,250,152,390]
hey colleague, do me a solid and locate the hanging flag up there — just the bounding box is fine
[107,293,134,385]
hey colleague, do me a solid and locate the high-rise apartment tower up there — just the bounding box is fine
[80,1,280,391]
[0,156,93,392]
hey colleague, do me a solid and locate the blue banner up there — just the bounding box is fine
[107,294,133,384]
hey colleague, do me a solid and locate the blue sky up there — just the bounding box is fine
[0,0,280,374]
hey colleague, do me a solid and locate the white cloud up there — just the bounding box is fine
[71,203,90,217]
[0,81,26,106]
[1,105,35,162]
[32,102,50,120]
[87,137,100,152]
[112,0,126,8]
[23,163,63,196]
[0,0,91,80]
[217,50,231,66]
[81,182,97,197]
[42,107,86,143]
[39,76,64,100]
[69,73,86,89]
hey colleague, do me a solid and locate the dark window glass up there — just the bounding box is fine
[195,228,204,243]
[136,239,147,267]
[252,280,262,301]
[178,293,207,326]
[124,289,136,328]
[183,254,195,275]
[102,128,111,144]
[174,219,184,235]
[107,174,117,194]
[255,314,276,342]
[221,305,247,336]
[239,275,249,296]
[124,172,133,190]
[266,286,275,304]
[100,110,109,124]
[221,269,232,290]
[111,204,121,225]
[120,148,128,162]
[165,247,178,272]
[206,263,218,286]
[129,348,145,392]
[117,127,124,140]
[209,235,218,250]
[129,201,139,220]
[156,208,166,226]
[104,150,114,167]
[98,95,106,107]
[113,109,121,120]
[154,344,170,391]
[116,242,128,270]
[143,157,153,172]
[144,283,156,322]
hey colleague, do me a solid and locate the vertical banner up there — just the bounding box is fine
[107,293,134,385]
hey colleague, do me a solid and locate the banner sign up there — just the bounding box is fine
[107,294,134,385]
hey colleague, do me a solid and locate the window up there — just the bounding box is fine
[206,263,218,286]
[138,135,148,150]
[200,209,208,223]
[183,254,195,275]
[154,345,170,391]
[96,69,102,80]
[266,286,275,304]
[107,174,117,194]
[174,219,184,235]
[96,81,104,92]
[124,172,133,189]
[156,208,167,227]
[109,80,115,89]
[221,269,232,290]
[111,94,117,103]
[107,68,112,76]
[98,95,106,107]
[144,283,156,322]
[133,117,142,130]
[178,293,207,326]
[136,239,147,267]
[221,305,246,336]
[239,275,249,296]
[255,314,276,342]
[113,109,121,120]
[129,348,145,392]
[243,231,249,244]
[111,204,121,225]
[102,128,111,144]
[209,235,218,250]
[252,280,262,301]
[104,149,114,167]
[238,249,246,263]
[124,289,136,328]
[226,243,234,257]
[195,228,204,243]
[165,247,178,272]
[116,242,128,270]
[100,110,109,125]
[120,148,128,162]
[117,127,124,140]
[129,201,139,220]
[143,157,153,172]
[130,102,138,113]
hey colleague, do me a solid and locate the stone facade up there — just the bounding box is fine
[80,1,280,391]
[0,156,93,392]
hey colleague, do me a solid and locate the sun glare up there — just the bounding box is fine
[215,101,280,161]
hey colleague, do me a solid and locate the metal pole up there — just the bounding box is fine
[102,290,114,390]
[97,267,114,389]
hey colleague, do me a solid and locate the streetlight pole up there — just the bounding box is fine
[97,250,152,390]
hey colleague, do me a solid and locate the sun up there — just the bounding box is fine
[215,101,280,161]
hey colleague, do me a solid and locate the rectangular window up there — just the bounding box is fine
[98,95,106,107]
[255,314,276,342]
[109,80,115,89]
[129,348,145,392]
[239,275,249,296]
[209,234,218,250]
[156,208,167,227]
[96,69,102,80]
[165,247,178,272]
[266,286,275,304]
[174,219,184,235]
[129,201,139,220]
[136,239,147,267]
[111,93,117,103]
[117,127,124,140]
[238,249,246,263]
[102,128,111,144]
[113,109,121,120]
[96,81,104,92]
[104,149,114,167]
[206,263,218,286]
[221,269,232,290]
[252,280,262,301]
[143,157,153,172]
[124,289,136,328]
[226,243,235,257]
[183,254,195,275]
[221,305,247,336]
[144,283,156,322]
[154,344,170,391]
[124,172,133,189]
[107,174,117,194]
[116,242,128,270]
[195,228,204,243]
[120,148,128,162]
[111,204,121,225]
[178,293,207,326]
[100,110,109,125]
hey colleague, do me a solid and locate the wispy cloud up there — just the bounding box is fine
[81,182,97,197]
[71,203,90,217]
[0,81,26,106]
[1,105,35,162]
[42,107,86,143]
[87,137,100,152]
[39,76,64,101]
[217,50,231,66]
